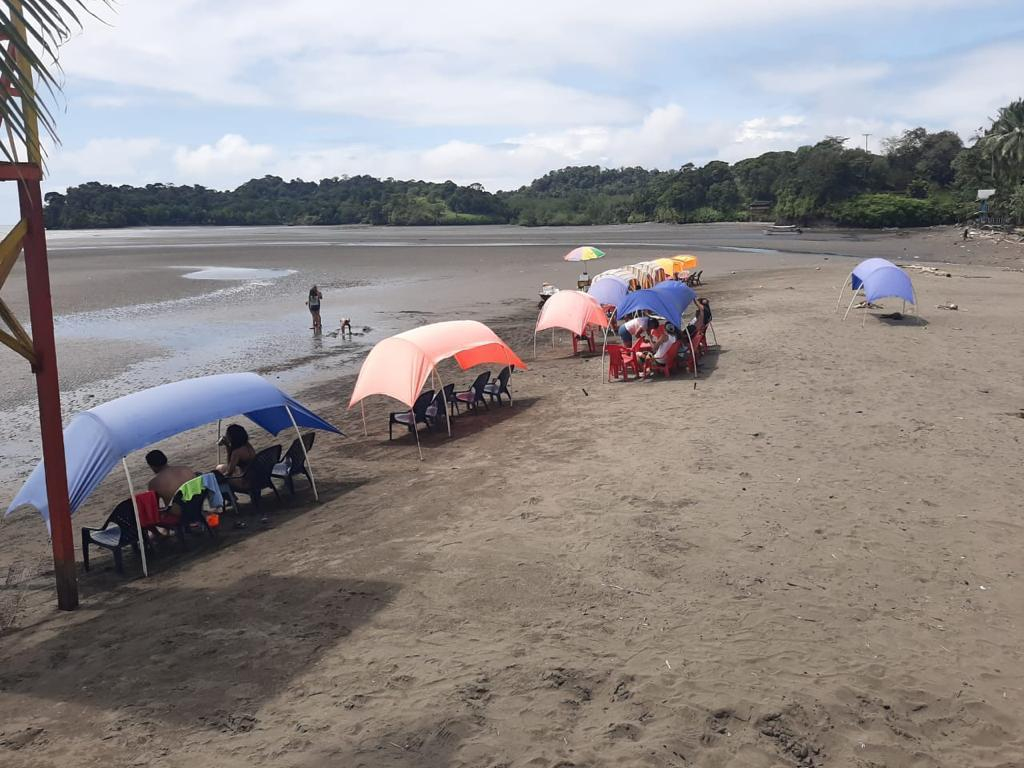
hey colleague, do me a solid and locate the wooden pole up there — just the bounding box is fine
[21,178,78,608]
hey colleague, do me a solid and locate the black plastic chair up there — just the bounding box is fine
[425,384,455,431]
[454,371,491,413]
[483,366,514,406]
[272,431,316,495]
[154,488,217,551]
[232,445,283,509]
[389,389,434,439]
[81,499,145,575]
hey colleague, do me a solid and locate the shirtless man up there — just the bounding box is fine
[146,450,196,509]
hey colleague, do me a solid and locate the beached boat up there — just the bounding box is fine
[763,224,803,235]
[539,282,559,307]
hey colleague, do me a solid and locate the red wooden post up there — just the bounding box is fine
[20,178,78,610]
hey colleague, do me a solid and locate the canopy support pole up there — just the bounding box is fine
[685,327,697,380]
[600,325,609,382]
[122,458,149,578]
[533,330,537,360]
[217,419,222,465]
[834,275,850,313]
[360,401,368,436]
[707,322,718,346]
[285,404,318,502]
[412,409,423,461]
[842,290,860,321]
[431,367,452,436]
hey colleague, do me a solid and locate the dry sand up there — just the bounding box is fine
[1,225,1024,767]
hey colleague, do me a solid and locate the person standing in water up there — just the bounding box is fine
[307,285,323,332]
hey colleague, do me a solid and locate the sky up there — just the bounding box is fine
[34,0,1024,197]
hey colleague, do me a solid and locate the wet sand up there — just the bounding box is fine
[1,224,1023,766]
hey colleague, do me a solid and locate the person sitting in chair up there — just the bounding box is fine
[146,450,196,511]
[216,423,256,491]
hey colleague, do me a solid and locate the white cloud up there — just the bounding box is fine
[46,137,166,185]
[173,134,275,181]
[55,0,985,129]
[754,64,890,95]
[893,42,1024,136]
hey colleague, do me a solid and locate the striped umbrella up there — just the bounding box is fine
[564,246,605,274]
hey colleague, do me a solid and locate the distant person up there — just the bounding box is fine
[963,227,970,241]
[307,285,323,332]
[146,450,196,509]
[340,317,352,339]
[216,423,256,491]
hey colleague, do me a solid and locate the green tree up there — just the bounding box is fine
[979,99,1024,185]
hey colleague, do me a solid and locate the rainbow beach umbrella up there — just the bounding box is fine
[564,246,606,274]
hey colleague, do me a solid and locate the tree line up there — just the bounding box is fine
[44,99,1024,230]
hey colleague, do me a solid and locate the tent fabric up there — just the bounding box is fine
[535,290,609,336]
[850,257,895,290]
[586,275,629,308]
[6,372,341,525]
[348,320,527,410]
[861,264,916,304]
[616,281,697,328]
[652,280,698,310]
[671,255,699,271]
[653,257,684,275]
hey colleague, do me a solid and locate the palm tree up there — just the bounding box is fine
[0,0,97,163]
[980,98,1024,185]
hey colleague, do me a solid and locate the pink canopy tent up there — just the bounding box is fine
[534,290,609,357]
[348,321,527,457]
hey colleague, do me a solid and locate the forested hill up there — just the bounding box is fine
[43,108,1024,229]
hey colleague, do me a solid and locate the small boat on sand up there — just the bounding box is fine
[539,283,559,307]
[763,224,803,235]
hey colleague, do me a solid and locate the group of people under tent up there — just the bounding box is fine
[610,297,712,376]
[144,423,262,531]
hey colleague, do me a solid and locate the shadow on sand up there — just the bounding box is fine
[0,574,396,726]
[69,477,371,590]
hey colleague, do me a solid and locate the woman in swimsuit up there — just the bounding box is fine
[307,285,323,332]
[216,423,256,491]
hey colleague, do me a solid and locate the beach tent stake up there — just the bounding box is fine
[834,276,851,313]
[285,404,319,502]
[121,458,149,578]
[411,409,423,460]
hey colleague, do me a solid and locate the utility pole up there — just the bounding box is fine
[0,0,78,610]
[862,133,872,152]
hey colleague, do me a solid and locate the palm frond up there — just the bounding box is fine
[0,0,106,164]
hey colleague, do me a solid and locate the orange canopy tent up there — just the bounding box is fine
[348,321,526,456]
[534,290,609,357]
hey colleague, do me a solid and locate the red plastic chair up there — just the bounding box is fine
[644,340,681,378]
[572,329,596,354]
[607,345,639,381]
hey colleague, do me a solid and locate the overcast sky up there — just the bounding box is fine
[38,0,1024,196]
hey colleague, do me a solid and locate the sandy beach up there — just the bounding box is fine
[1,224,1023,767]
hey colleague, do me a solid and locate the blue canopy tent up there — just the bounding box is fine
[5,373,342,576]
[608,281,700,379]
[587,275,630,309]
[837,258,918,321]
